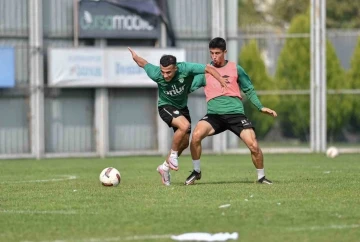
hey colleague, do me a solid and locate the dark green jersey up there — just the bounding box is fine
[191,62,263,115]
[144,62,207,109]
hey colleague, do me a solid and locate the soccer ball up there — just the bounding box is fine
[99,167,121,187]
[326,146,339,158]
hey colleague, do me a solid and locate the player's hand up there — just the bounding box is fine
[128,47,137,59]
[219,77,229,92]
[261,107,277,117]
[128,47,148,68]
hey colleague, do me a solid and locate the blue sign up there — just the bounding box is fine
[0,47,15,88]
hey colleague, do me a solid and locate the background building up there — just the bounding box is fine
[0,0,359,159]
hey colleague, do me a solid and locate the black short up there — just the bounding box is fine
[200,114,254,137]
[158,105,191,133]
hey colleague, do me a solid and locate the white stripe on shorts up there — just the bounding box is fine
[163,108,173,116]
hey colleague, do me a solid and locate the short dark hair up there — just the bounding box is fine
[209,37,226,51]
[160,55,177,67]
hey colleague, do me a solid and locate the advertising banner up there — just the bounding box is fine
[48,47,186,87]
[48,48,105,87]
[79,0,160,39]
[0,47,15,88]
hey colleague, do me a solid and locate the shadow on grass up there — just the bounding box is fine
[197,180,255,185]
[173,180,255,185]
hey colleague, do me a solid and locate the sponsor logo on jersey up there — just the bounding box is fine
[164,84,185,96]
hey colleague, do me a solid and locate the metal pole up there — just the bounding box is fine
[29,0,44,159]
[320,0,327,152]
[73,0,79,47]
[95,39,108,158]
[211,0,227,152]
[226,0,239,149]
[157,22,170,155]
[310,0,315,152]
[310,0,327,152]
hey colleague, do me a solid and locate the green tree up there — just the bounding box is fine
[275,13,350,141]
[238,0,265,27]
[239,0,360,29]
[275,14,310,141]
[326,0,360,28]
[347,37,360,134]
[239,40,279,138]
[326,42,352,141]
[268,0,308,28]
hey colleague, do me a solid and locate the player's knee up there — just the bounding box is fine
[248,141,260,154]
[191,130,203,144]
[178,123,190,133]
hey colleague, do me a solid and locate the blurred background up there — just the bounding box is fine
[0,0,359,159]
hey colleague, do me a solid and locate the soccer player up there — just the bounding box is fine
[128,47,228,186]
[184,37,277,185]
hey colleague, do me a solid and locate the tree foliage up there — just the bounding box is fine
[326,42,352,141]
[238,0,265,27]
[347,37,360,133]
[238,0,360,29]
[239,40,279,138]
[275,13,350,141]
[326,0,360,28]
[275,14,310,140]
[268,0,308,28]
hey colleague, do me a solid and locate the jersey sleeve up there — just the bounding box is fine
[189,74,206,93]
[237,65,263,111]
[178,62,207,76]
[143,63,162,82]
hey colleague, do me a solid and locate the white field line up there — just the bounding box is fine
[288,224,360,231]
[0,210,98,215]
[0,175,77,184]
[21,234,172,242]
[1,210,77,215]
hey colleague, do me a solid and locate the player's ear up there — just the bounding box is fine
[224,49,227,54]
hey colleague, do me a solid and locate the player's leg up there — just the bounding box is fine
[156,105,188,185]
[161,132,189,174]
[227,114,272,184]
[239,128,263,169]
[166,106,192,170]
[190,121,214,160]
[239,127,272,184]
[157,105,190,172]
[185,115,224,185]
[178,133,190,157]
[174,106,192,157]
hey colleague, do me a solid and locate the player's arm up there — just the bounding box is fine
[128,47,148,68]
[189,74,206,93]
[128,47,162,82]
[205,64,228,91]
[238,65,277,117]
[180,62,228,90]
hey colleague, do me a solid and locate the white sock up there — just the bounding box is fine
[193,160,201,172]
[257,169,265,180]
[170,149,178,158]
[161,161,170,172]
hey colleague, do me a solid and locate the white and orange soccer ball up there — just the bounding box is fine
[326,146,339,158]
[99,167,121,187]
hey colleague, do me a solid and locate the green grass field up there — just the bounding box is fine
[1,154,359,242]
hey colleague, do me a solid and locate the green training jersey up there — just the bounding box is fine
[190,62,263,115]
[144,62,207,109]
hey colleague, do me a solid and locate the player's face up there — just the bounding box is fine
[160,64,177,81]
[209,48,227,67]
